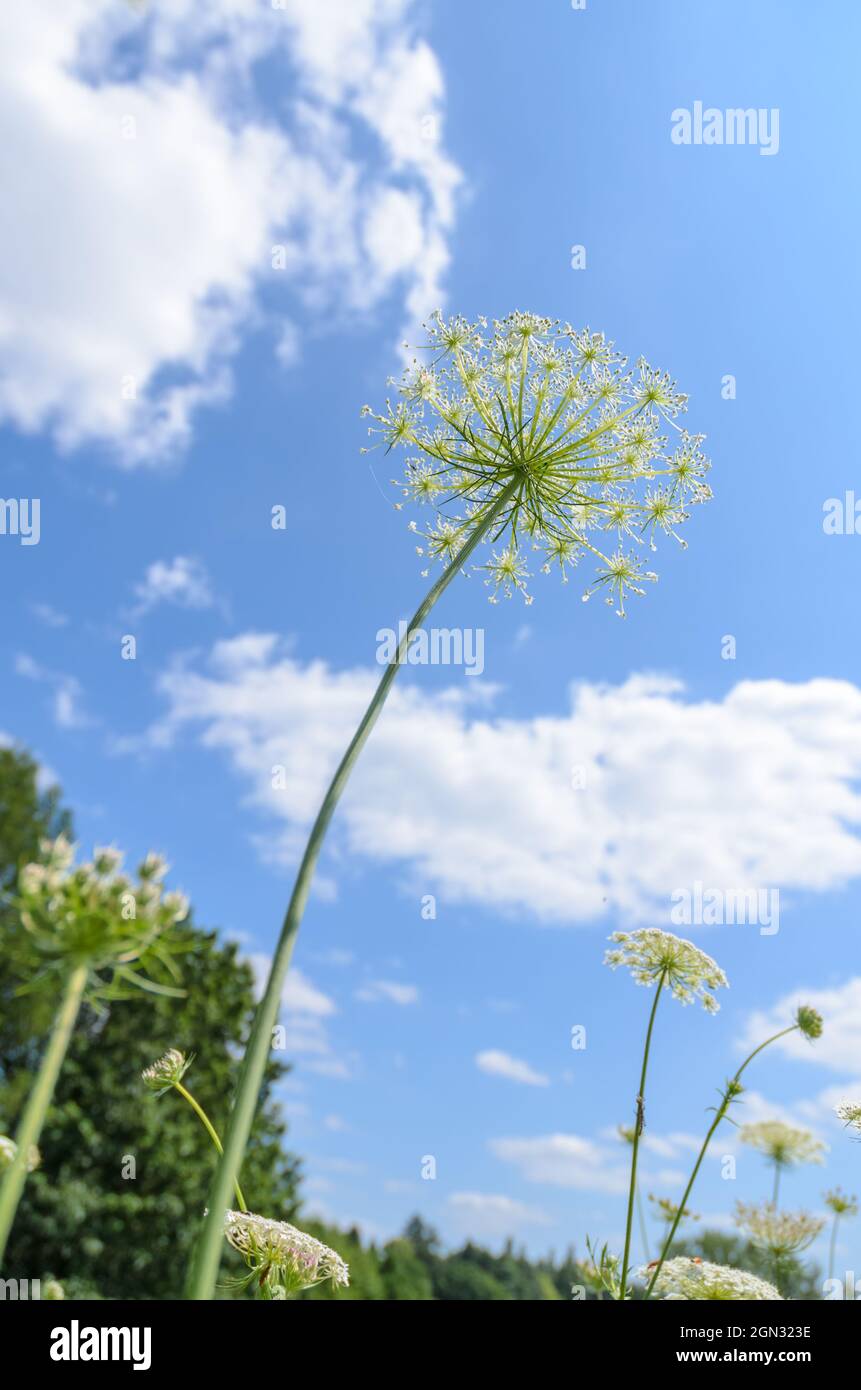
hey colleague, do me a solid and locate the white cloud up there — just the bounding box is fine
[0,1,461,461]
[447,1192,550,1236]
[15,654,92,730]
[132,556,214,615]
[490,1134,630,1195]
[137,642,861,925]
[476,1050,549,1088]
[355,979,419,1005]
[741,979,861,1074]
[30,603,69,628]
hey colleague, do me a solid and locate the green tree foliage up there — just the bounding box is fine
[0,746,300,1299]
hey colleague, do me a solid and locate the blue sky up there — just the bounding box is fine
[3,0,861,1281]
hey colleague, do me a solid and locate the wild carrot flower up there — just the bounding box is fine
[16,836,188,1000]
[0,837,189,1265]
[641,1257,782,1301]
[610,931,727,1300]
[188,312,713,1301]
[648,1194,699,1226]
[364,311,710,617]
[795,1006,823,1040]
[835,1100,861,1135]
[604,929,728,1012]
[735,1201,824,1258]
[224,1211,349,1298]
[824,1186,858,1283]
[740,1122,825,1169]
[141,1049,192,1096]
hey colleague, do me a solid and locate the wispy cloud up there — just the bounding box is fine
[15,654,92,730]
[475,1050,549,1088]
[355,979,419,1006]
[131,557,214,616]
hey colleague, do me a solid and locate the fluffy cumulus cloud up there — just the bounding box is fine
[131,556,214,614]
[137,640,861,925]
[0,1,461,462]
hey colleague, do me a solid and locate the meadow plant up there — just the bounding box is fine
[823,1187,858,1283]
[643,1004,823,1299]
[0,839,188,1264]
[604,928,728,1298]
[642,1257,782,1302]
[188,312,711,1299]
[142,1050,349,1297]
[835,1100,861,1136]
[735,1201,824,1293]
[739,1120,825,1204]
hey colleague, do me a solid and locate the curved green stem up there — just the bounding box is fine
[185,481,520,1299]
[0,962,88,1266]
[644,1024,798,1299]
[619,974,665,1300]
[174,1083,247,1213]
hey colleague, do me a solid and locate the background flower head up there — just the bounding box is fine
[740,1121,826,1171]
[641,1256,781,1301]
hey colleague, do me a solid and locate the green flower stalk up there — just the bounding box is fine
[740,1120,825,1205]
[824,1187,858,1284]
[0,839,188,1266]
[605,929,728,1299]
[644,1005,824,1300]
[188,313,711,1299]
[142,1050,247,1212]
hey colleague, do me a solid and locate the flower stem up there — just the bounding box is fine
[636,1184,651,1264]
[828,1212,839,1286]
[0,962,88,1266]
[644,1023,798,1299]
[174,1083,247,1213]
[185,482,520,1300]
[619,973,665,1300]
[772,1162,781,1207]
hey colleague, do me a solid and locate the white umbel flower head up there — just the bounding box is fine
[740,1121,825,1169]
[363,311,711,616]
[224,1211,349,1297]
[835,1100,861,1136]
[641,1257,782,1301]
[604,929,728,1012]
[735,1201,824,1257]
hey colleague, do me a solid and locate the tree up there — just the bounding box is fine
[0,746,300,1298]
[380,1237,435,1300]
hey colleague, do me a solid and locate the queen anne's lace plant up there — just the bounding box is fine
[363,311,710,615]
[17,837,188,1000]
[0,837,190,1266]
[735,1201,824,1258]
[224,1211,349,1299]
[649,1194,698,1226]
[740,1121,825,1169]
[604,929,728,1012]
[835,1100,861,1136]
[189,312,713,1302]
[641,1257,782,1301]
[825,1187,859,1218]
